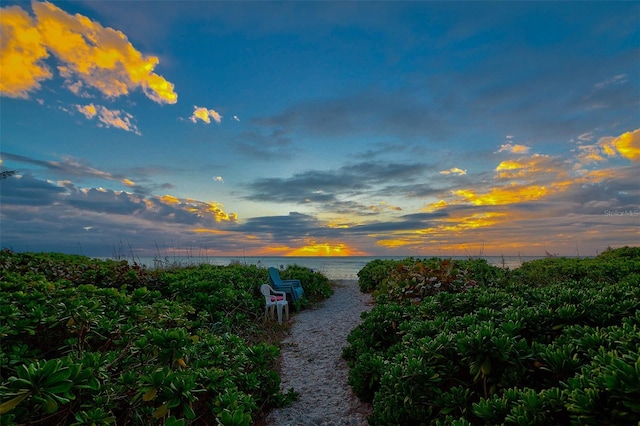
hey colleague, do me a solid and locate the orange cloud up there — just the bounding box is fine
[0,5,52,98]
[190,106,222,124]
[160,194,181,204]
[497,143,530,154]
[286,240,365,256]
[495,154,558,180]
[576,129,639,168]
[367,201,402,213]
[439,212,507,232]
[0,1,177,104]
[157,195,237,222]
[601,129,639,162]
[453,183,548,206]
[424,199,449,212]
[376,238,413,248]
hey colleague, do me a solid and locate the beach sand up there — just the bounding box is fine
[265,280,373,426]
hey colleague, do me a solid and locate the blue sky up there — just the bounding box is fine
[1,1,638,258]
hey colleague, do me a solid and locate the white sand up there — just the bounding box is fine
[265,280,373,426]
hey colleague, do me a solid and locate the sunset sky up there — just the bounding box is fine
[1,1,638,258]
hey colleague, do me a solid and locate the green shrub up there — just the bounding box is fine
[345,247,640,425]
[0,250,329,425]
[357,258,404,293]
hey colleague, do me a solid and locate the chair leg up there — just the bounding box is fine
[276,304,283,325]
[284,303,289,321]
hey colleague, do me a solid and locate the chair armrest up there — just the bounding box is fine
[280,279,302,287]
[274,281,294,288]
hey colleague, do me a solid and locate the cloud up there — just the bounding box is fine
[233,129,294,159]
[76,103,140,134]
[0,1,177,104]
[256,87,454,142]
[0,152,176,198]
[600,129,640,162]
[594,74,628,90]
[1,174,237,232]
[190,106,222,124]
[0,5,52,98]
[497,143,531,154]
[494,154,563,180]
[440,167,467,176]
[576,128,640,167]
[244,160,428,207]
[3,152,122,181]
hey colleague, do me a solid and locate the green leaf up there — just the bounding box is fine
[8,378,33,391]
[46,380,74,395]
[184,403,196,420]
[0,391,30,415]
[45,368,71,385]
[43,396,59,414]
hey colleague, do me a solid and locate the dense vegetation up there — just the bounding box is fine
[0,250,333,425]
[344,247,640,425]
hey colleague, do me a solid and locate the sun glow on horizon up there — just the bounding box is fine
[286,241,365,256]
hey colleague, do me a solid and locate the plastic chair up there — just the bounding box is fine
[260,284,289,325]
[268,267,305,302]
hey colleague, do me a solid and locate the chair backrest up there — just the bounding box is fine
[268,267,282,285]
[260,284,272,298]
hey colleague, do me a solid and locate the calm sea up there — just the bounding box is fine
[133,255,545,280]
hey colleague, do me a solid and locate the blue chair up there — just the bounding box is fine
[268,267,304,303]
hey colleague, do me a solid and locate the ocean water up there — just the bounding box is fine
[135,255,544,280]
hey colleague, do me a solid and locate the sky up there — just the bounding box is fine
[1,1,639,259]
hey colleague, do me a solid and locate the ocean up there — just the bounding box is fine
[133,255,545,280]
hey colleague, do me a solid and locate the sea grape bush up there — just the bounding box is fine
[358,257,509,303]
[513,246,640,286]
[0,250,332,425]
[344,248,640,425]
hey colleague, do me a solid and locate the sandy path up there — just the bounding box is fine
[265,280,373,426]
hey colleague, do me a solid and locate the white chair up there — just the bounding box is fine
[260,284,289,325]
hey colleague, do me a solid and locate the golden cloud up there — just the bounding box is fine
[0,1,177,104]
[0,6,52,98]
[440,167,467,176]
[601,129,639,162]
[190,106,222,124]
[495,154,558,180]
[439,212,507,232]
[497,143,530,154]
[424,199,449,212]
[160,194,181,204]
[367,201,403,213]
[576,129,639,169]
[453,183,548,206]
[286,240,365,256]
[157,195,237,223]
